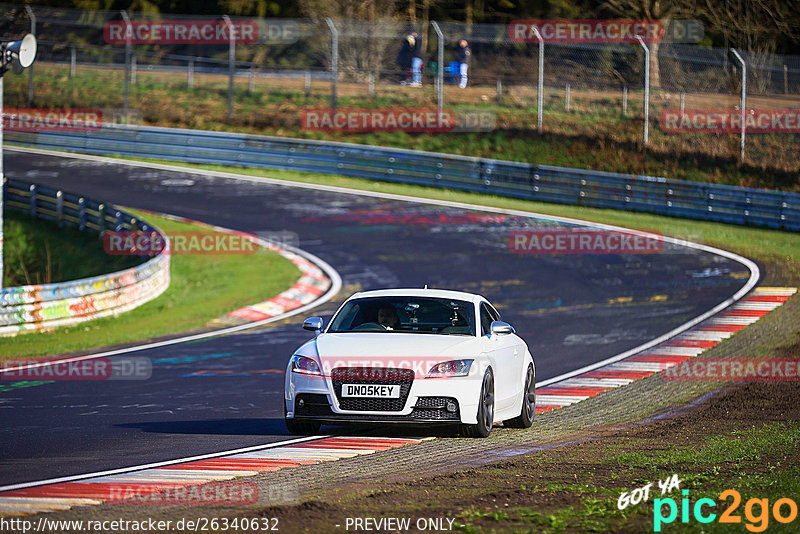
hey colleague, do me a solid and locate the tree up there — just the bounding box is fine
[602,0,694,87]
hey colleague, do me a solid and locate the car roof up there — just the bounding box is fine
[346,288,487,304]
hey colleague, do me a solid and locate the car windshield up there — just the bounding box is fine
[327,296,476,336]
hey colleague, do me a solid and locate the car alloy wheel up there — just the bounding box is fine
[462,368,494,438]
[505,364,535,428]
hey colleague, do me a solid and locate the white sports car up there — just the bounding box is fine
[284,288,535,437]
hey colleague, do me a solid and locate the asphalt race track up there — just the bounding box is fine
[0,150,753,487]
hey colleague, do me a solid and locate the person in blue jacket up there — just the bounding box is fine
[456,39,471,88]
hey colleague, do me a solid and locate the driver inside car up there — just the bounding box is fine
[377,304,401,330]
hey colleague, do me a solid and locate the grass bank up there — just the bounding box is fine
[3,209,141,287]
[0,209,301,359]
[5,64,799,191]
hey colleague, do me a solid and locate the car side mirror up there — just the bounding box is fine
[490,320,515,336]
[303,317,324,334]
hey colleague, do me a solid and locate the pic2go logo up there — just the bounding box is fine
[654,489,798,532]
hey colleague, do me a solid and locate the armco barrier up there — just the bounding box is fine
[0,179,170,336]
[7,125,800,231]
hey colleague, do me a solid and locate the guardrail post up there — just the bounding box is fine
[78,197,86,230]
[730,48,747,163]
[565,83,570,112]
[497,79,502,104]
[98,203,105,232]
[635,36,650,146]
[120,10,132,121]
[325,18,338,110]
[368,71,374,96]
[304,70,311,97]
[24,5,35,105]
[248,66,255,93]
[131,54,137,84]
[223,15,236,120]
[29,184,37,216]
[187,59,194,89]
[56,190,63,227]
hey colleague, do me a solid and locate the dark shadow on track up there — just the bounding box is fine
[117,418,288,436]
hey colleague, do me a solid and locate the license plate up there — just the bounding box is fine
[341,384,400,398]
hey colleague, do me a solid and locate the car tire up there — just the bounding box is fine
[285,417,321,435]
[504,364,535,429]
[462,368,494,438]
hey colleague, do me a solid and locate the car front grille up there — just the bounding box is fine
[411,396,460,420]
[331,367,413,412]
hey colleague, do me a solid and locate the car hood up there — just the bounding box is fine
[313,332,476,369]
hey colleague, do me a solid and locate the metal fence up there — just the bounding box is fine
[1,178,170,335]
[8,124,799,232]
[1,4,798,165]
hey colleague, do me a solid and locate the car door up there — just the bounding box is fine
[479,302,519,412]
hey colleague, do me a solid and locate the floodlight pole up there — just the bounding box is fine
[1,75,4,293]
[0,35,37,296]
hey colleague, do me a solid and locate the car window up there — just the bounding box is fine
[480,303,494,336]
[328,296,476,335]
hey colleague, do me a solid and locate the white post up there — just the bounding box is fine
[70,46,76,78]
[635,36,649,146]
[730,48,747,163]
[120,10,131,120]
[623,85,628,116]
[325,18,338,110]
[431,21,444,119]
[565,82,570,112]
[223,15,235,120]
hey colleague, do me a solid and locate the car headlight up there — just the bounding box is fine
[290,355,322,375]
[427,359,473,377]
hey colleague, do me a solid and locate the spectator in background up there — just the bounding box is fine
[396,33,415,85]
[410,30,424,87]
[456,39,471,89]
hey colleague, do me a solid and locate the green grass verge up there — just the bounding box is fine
[0,209,301,359]
[3,210,141,287]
